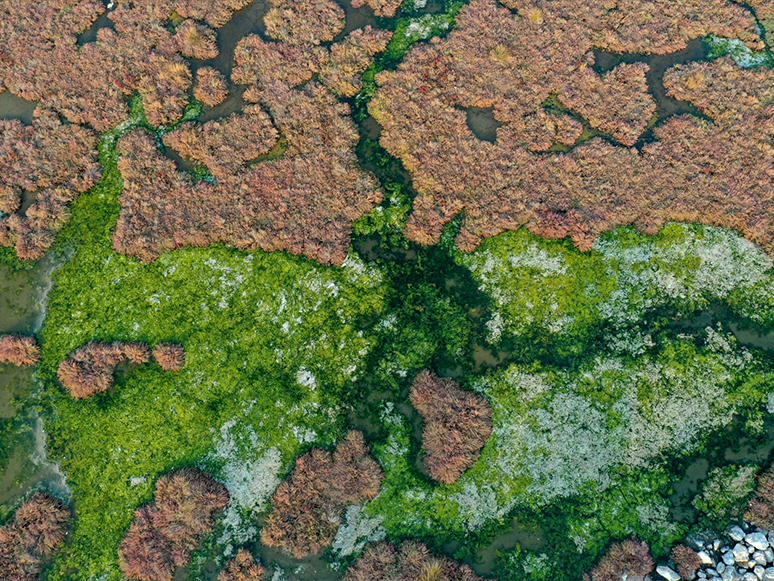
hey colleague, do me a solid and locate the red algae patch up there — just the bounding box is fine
[410,370,492,484]
[118,468,229,581]
[351,0,403,17]
[590,538,653,581]
[117,4,392,266]
[194,67,229,107]
[370,0,774,255]
[260,431,383,558]
[344,540,486,581]
[0,492,70,581]
[0,106,100,260]
[152,343,186,372]
[218,550,265,581]
[57,341,151,398]
[0,334,40,366]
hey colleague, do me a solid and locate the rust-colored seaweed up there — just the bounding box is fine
[370,0,774,256]
[218,549,265,581]
[745,463,774,529]
[260,431,383,558]
[194,67,229,107]
[410,370,492,484]
[57,341,151,398]
[118,468,229,581]
[0,334,40,366]
[152,343,186,372]
[589,538,653,581]
[344,540,484,581]
[0,492,70,581]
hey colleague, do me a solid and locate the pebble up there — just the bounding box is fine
[765,569,774,581]
[756,565,766,580]
[755,552,769,566]
[718,563,726,574]
[657,565,680,581]
[736,545,753,562]
[746,573,760,581]
[698,550,715,565]
[725,551,738,565]
[749,534,770,551]
[729,526,746,542]
[766,549,774,564]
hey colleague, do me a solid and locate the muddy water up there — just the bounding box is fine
[0,91,37,124]
[444,518,544,576]
[0,257,65,507]
[593,38,708,126]
[191,0,378,124]
[465,107,502,143]
[77,9,114,45]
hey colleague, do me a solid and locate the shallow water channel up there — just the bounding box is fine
[0,257,67,507]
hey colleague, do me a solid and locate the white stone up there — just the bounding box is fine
[729,526,747,542]
[731,543,750,563]
[765,548,774,564]
[698,549,715,565]
[764,568,774,581]
[735,544,753,562]
[697,549,714,565]
[717,563,726,574]
[724,551,737,565]
[755,552,769,566]
[750,534,771,551]
[747,573,761,581]
[657,566,681,581]
[756,566,766,580]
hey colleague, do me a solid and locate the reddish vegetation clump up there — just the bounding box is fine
[0,492,70,581]
[370,0,774,255]
[163,106,279,178]
[344,540,483,581]
[261,431,383,558]
[0,0,249,131]
[174,20,219,60]
[119,468,229,581]
[320,27,394,97]
[233,35,328,95]
[671,545,701,580]
[0,0,255,259]
[351,0,403,17]
[57,341,151,398]
[745,464,774,528]
[172,0,254,28]
[194,67,229,107]
[0,107,100,260]
[747,0,774,45]
[152,343,186,372]
[557,62,655,146]
[263,0,345,45]
[410,370,492,484]
[590,538,653,581]
[115,79,383,265]
[0,334,40,366]
[118,5,392,266]
[218,549,265,581]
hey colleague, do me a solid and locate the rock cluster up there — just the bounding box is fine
[662,524,774,581]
